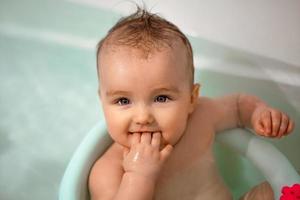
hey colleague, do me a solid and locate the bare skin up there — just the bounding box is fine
[88,44,294,200]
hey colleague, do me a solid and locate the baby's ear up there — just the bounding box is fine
[189,83,200,113]
[98,88,101,97]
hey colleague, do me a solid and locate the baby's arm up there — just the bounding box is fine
[114,132,173,200]
[212,93,294,137]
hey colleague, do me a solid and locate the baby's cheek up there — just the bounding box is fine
[106,120,129,146]
[163,125,186,146]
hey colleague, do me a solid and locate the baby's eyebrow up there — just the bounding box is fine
[151,87,180,94]
[106,90,131,97]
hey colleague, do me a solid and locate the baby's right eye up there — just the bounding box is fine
[116,97,130,105]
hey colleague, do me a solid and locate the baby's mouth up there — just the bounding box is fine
[129,131,161,134]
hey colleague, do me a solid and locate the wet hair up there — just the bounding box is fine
[96,7,195,85]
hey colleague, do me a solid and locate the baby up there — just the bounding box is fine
[88,8,294,200]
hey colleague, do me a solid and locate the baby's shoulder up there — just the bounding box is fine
[88,142,123,200]
[193,96,219,116]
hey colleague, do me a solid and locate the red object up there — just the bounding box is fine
[280,184,300,200]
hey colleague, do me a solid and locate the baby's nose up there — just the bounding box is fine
[133,105,154,125]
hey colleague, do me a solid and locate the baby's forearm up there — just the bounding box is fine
[113,172,156,200]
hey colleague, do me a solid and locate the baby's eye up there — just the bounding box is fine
[116,97,130,105]
[155,95,170,103]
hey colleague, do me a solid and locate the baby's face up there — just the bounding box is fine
[98,44,199,148]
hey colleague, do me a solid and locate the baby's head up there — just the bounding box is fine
[97,8,200,148]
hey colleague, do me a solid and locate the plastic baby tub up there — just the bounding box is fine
[59,121,300,200]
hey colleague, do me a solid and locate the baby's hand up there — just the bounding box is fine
[251,105,294,138]
[122,132,173,180]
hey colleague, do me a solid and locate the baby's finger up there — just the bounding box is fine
[160,144,173,162]
[277,114,289,138]
[130,132,141,146]
[261,110,272,136]
[141,132,151,144]
[255,120,265,136]
[151,132,161,149]
[286,120,295,135]
[271,110,281,137]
